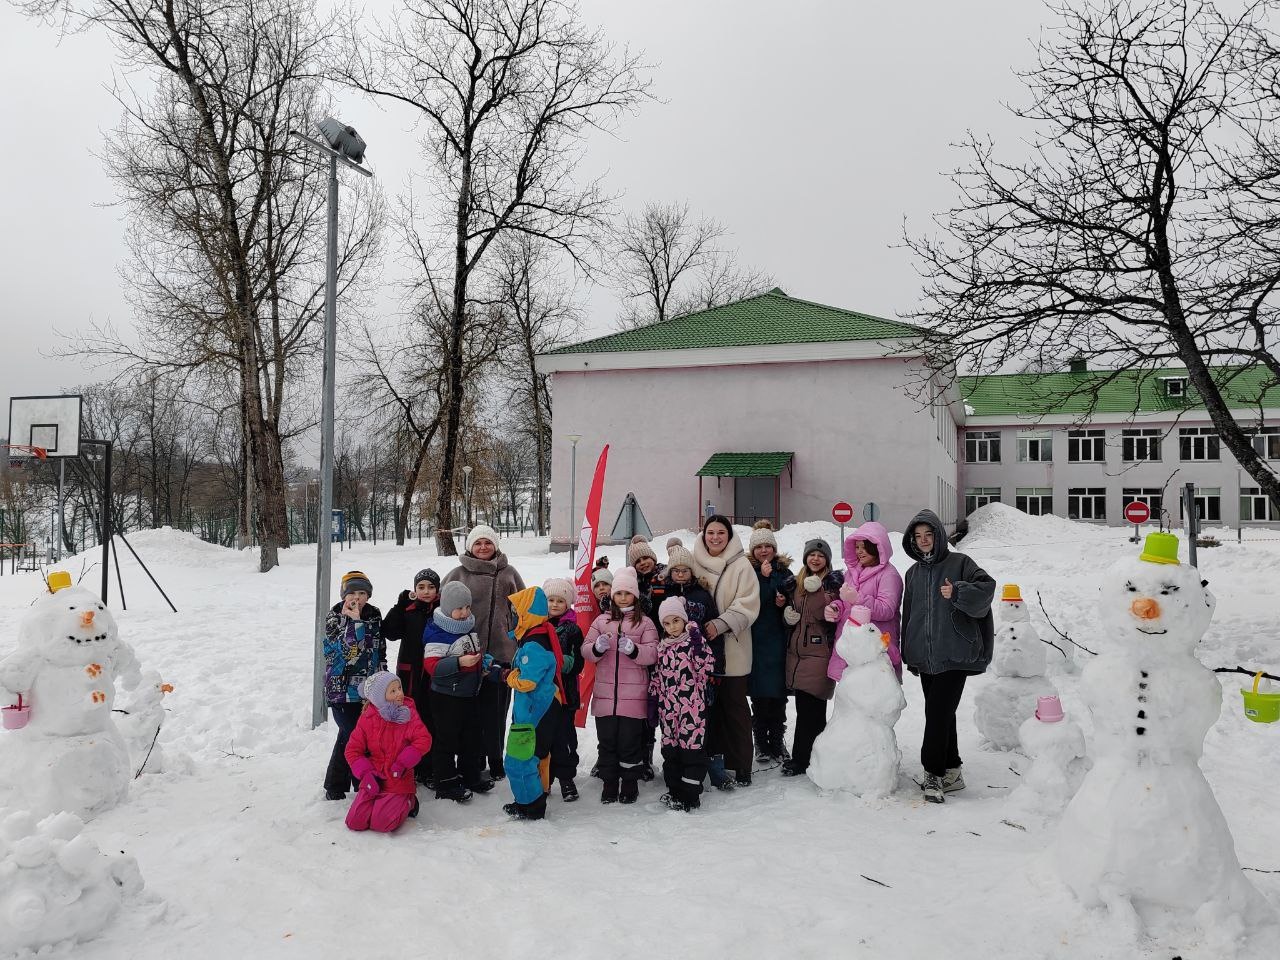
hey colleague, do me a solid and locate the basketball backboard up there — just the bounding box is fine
[7,395,83,459]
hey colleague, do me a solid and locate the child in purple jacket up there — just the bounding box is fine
[650,596,716,812]
[582,566,658,805]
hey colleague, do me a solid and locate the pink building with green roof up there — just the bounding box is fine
[535,288,963,545]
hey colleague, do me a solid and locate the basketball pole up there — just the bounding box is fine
[101,441,113,604]
[56,459,65,563]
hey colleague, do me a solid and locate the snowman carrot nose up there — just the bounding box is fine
[79,610,96,628]
[880,632,891,648]
[1130,597,1161,620]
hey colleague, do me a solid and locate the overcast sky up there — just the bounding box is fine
[0,0,1050,432]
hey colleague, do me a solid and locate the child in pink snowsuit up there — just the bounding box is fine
[344,672,432,832]
[826,521,903,682]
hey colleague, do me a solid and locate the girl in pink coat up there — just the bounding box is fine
[582,566,659,805]
[344,672,432,833]
[826,521,904,682]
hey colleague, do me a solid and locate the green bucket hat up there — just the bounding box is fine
[1138,531,1180,566]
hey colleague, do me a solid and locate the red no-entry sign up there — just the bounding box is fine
[1124,501,1151,525]
[832,501,854,524]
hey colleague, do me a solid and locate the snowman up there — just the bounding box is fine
[116,671,182,776]
[808,606,906,798]
[1005,694,1088,825]
[0,574,141,818]
[1054,533,1275,942]
[0,808,144,954]
[973,584,1057,750]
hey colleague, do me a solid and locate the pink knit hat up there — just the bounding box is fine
[611,566,640,600]
[848,604,872,625]
[658,596,689,624]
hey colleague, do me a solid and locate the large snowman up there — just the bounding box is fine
[973,584,1057,750]
[809,606,906,798]
[1054,533,1274,942]
[0,575,140,818]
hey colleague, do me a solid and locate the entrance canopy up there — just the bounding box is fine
[695,452,794,529]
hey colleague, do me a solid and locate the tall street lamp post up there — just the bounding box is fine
[566,435,582,569]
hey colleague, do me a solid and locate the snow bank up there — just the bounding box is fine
[963,502,1112,548]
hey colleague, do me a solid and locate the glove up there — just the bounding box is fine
[359,774,381,797]
[838,582,858,606]
[482,653,495,671]
[485,663,505,683]
[783,606,801,626]
[618,636,636,657]
[397,589,411,607]
[823,603,840,623]
[593,636,611,654]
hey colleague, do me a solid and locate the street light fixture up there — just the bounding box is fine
[566,435,582,570]
[462,464,473,538]
[292,117,373,730]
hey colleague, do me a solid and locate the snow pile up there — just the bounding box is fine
[973,589,1057,750]
[0,809,144,954]
[963,502,1112,548]
[809,612,905,797]
[1006,704,1088,826]
[0,584,141,818]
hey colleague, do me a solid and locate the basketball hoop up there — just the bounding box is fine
[2,444,48,461]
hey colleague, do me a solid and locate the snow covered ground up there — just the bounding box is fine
[0,506,1277,959]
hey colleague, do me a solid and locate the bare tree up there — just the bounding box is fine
[612,200,771,330]
[906,0,1280,505]
[30,0,383,571]
[343,0,651,554]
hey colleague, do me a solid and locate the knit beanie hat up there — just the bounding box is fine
[802,538,833,569]
[658,596,689,624]
[627,535,657,566]
[362,671,409,723]
[341,570,373,598]
[591,566,614,588]
[665,537,695,573]
[542,577,575,605]
[847,604,873,626]
[611,566,640,600]
[466,524,501,554]
[440,580,472,613]
[748,520,778,551]
[414,568,440,588]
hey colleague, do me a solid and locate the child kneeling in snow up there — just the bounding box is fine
[651,597,715,811]
[344,672,432,833]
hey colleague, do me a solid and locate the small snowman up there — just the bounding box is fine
[973,584,1057,751]
[0,573,141,818]
[1006,694,1088,825]
[0,808,144,954]
[1054,532,1275,941]
[116,671,178,776]
[809,606,906,798]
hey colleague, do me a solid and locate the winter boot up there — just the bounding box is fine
[780,759,804,777]
[435,777,473,803]
[324,789,347,801]
[489,759,506,781]
[601,778,620,804]
[590,760,601,779]
[660,792,688,812]
[408,797,420,819]
[943,768,966,794]
[466,776,496,794]
[560,779,579,803]
[922,773,946,804]
[709,754,734,791]
[734,771,752,787]
[503,802,529,820]
[620,779,639,804]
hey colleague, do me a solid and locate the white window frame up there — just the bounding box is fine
[1179,426,1220,462]
[1247,426,1280,461]
[965,487,1001,515]
[1162,376,1188,398]
[1121,428,1162,462]
[964,431,1001,464]
[1015,487,1053,516]
[1067,429,1106,463]
[1122,488,1164,520]
[1067,487,1107,521]
[1017,432,1054,463]
[1178,487,1222,523]
[1240,487,1280,522]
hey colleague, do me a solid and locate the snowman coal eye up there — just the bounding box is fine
[1159,585,1179,595]
[1125,583,1136,592]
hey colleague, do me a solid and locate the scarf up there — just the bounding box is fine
[433,608,477,635]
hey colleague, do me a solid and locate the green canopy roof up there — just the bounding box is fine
[696,452,794,478]
[543,288,921,356]
[960,366,1280,417]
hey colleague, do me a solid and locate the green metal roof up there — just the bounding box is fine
[696,452,794,478]
[543,288,922,355]
[960,366,1280,417]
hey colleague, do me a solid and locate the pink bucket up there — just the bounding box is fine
[1035,695,1064,723]
[3,695,30,731]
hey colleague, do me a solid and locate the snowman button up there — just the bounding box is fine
[1136,727,1146,735]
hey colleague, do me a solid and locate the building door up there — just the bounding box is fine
[735,476,775,526]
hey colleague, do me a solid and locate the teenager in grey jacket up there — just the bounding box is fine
[900,509,995,804]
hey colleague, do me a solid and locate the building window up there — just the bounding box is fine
[965,431,1001,463]
[965,487,1001,515]
[1067,487,1107,521]
[1179,426,1220,462]
[1247,426,1280,461]
[1067,429,1106,463]
[1122,488,1164,520]
[1015,487,1053,516]
[1240,488,1280,522]
[1178,487,1222,523]
[1162,376,1188,398]
[1121,428,1162,462]
[1017,432,1053,463]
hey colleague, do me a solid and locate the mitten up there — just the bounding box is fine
[618,636,636,657]
[482,653,495,671]
[803,575,822,593]
[783,606,801,626]
[593,635,612,654]
[838,582,858,606]
[359,774,381,797]
[485,663,505,684]
[348,756,375,782]
[397,589,412,607]
[823,603,840,623]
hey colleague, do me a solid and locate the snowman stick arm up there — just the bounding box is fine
[1034,591,1098,656]
[1212,665,1280,682]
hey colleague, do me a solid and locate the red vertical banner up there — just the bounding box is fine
[573,444,609,727]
